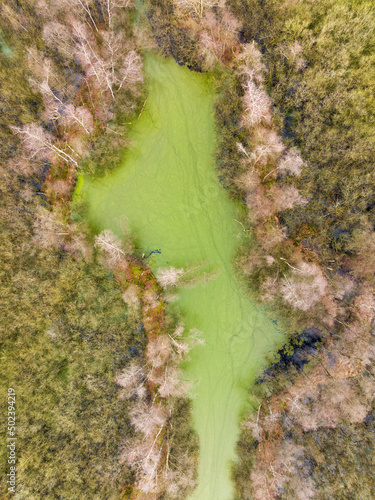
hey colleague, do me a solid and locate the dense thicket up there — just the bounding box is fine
[225,1,375,498]
[0,3,141,497]
[0,228,141,498]
[229,0,375,259]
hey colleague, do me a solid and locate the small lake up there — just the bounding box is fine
[81,53,283,499]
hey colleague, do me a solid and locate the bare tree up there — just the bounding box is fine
[73,0,99,31]
[280,262,328,311]
[117,50,143,90]
[198,11,239,69]
[122,284,141,309]
[94,229,126,264]
[12,124,79,166]
[236,168,261,195]
[238,41,266,83]
[42,21,75,59]
[73,21,143,100]
[269,184,307,212]
[115,361,146,399]
[146,336,174,370]
[242,79,272,129]
[173,0,223,20]
[158,366,188,398]
[98,0,133,28]
[250,129,285,165]
[73,21,113,96]
[130,401,167,439]
[32,206,68,249]
[62,104,94,134]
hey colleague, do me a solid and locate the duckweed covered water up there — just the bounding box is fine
[82,54,283,499]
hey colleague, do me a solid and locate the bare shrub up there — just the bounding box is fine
[115,361,145,399]
[254,223,287,251]
[50,179,71,197]
[32,206,67,250]
[7,157,42,177]
[349,228,375,283]
[250,440,316,500]
[277,41,306,71]
[260,275,279,303]
[354,285,375,324]
[122,284,141,309]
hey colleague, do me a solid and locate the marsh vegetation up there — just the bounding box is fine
[1,0,375,498]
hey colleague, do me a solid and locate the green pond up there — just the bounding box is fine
[81,54,283,499]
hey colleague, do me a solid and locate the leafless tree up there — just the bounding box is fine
[158,365,189,398]
[238,42,266,83]
[146,336,174,370]
[242,79,272,129]
[250,129,285,165]
[73,0,99,31]
[94,229,126,264]
[42,21,75,59]
[173,0,223,19]
[62,104,94,134]
[73,21,143,99]
[115,361,147,399]
[117,50,143,90]
[277,148,305,176]
[198,11,239,69]
[98,0,133,28]
[32,206,68,249]
[130,401,167,439]
[12,124,79,166]
[280,262,328,311]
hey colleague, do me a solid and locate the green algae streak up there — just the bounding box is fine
[82,54,283,500]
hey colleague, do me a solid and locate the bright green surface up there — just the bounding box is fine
[0,32,12,58]
[82,54,283,500]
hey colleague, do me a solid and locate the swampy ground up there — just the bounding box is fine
[81,53,283,499]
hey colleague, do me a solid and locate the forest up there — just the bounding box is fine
[1,0,374,498]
